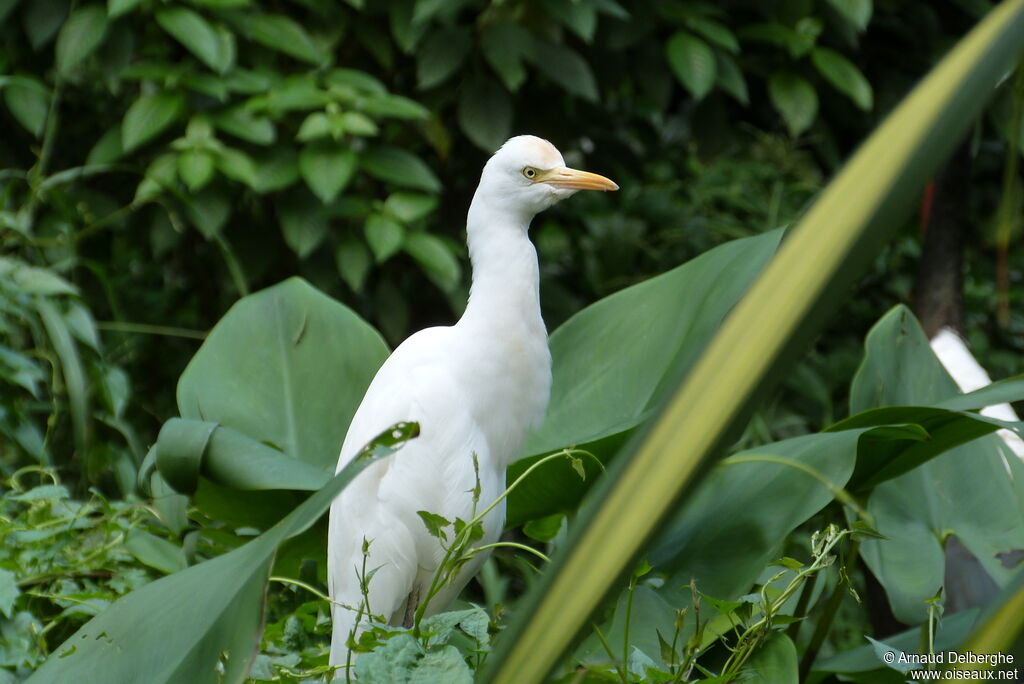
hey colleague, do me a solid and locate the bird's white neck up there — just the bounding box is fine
[460,194,544,332]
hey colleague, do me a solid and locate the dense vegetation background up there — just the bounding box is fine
[1,0,1022,681]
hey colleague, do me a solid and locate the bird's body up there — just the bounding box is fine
[327,136,617,668]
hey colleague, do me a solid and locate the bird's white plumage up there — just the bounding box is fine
[327,136,616,668]
[930,326,1024,459]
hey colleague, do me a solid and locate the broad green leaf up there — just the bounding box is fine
[743,633,798,683]
[123,529,182,574]
[481,23,529,91]
[185,187,230,238]
[277,194,328,258]
[404,232,461,292]
[769,72,818,137]
[176,278,389,472]
[1,258,77,296]
[365,213,405,262]
[384,192,437,223]
[526,38,598,102]
[510,231,782,525]
[28,424,415,684]
[245,13,327,65]
[936,374,1024,411]
[85,125,123,165]
[811,47,873,110]
[827,0,873,31]
[215,147,258,188]
[298,143,356,204]
[484,3,1024,680]
[852,306,1024,624]
[360,93,430,120]
[251,146,299,193]
[122,92,184,151]
[56,5,108,74]
[3,76,49,137]
[666,31,716,100]
[457,76,513,153]
[416,27,471,90]
[156,7,234,74]
[360,146,441,193]
[411,0,447,24]
[24,0,68,49]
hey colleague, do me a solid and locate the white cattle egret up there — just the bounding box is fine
[327,136,618,668]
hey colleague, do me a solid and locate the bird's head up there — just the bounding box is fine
[476,135,618,217]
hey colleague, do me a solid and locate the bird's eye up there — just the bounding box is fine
[523,167,538,180]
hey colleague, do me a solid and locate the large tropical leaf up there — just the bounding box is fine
[483,3,1024,680]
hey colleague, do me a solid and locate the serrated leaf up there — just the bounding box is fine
[56,4,108,74]
[768,72,818,137]
[336,238,372,293]
[527,38,598,102]
[458,76,512,153]
[811,47,873,111]
[299,144,356,204]
[3,76,49,137]
[404,231,460,292]
[383,192,437,223]
[360,146,441,193]
[417,510,451,541]
[246,13,326,65]
[178,150,215,192]
[122,92,184,151]
[416,27,471,90]
[156,7,234,74]
[666,31,716,100]
[364,213,404,263]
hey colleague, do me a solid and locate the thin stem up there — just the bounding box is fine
[798,539,861,681]
[591,622,629,683]
[94,321,207,340]
[470,542,549,563]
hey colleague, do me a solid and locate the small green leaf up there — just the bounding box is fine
[458,76,513,153]
[185,188,230,238]
[523,514,564,543]
[544,1,597,42]
[86,125,123,165]
[296,112,332,142]
[417,510,451,541]
[336,238,372,292]
[341,111,378,136]
[811,47,873,111]
[212,106,275,145]
[0,569,19,619]
[666,31,716,100]
[360,146,441,193]
[251,147,299,193]
[3,76,49,137]
[122,92,184,151]
[481,23,529,91]
[178,150,215,192]
[156,7,234,74]
[108,0,144,17]
[768,72,818,137]
[416,27,471,90]
[685,17,739,53]
[56,4,108,73]
[527,38,598,102]
[360,93,429,120]
[215,147,258,187]
[404,232,460,292]
[277,194,329,258]
[365,213,404,263]
[25,0,68,49]
[715,51,748,105]
[299,144,356,204]
[827,0,872,31]
[384,192,437,223]
[246,13,326,65]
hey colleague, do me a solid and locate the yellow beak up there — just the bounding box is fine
[540,167,619,191]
